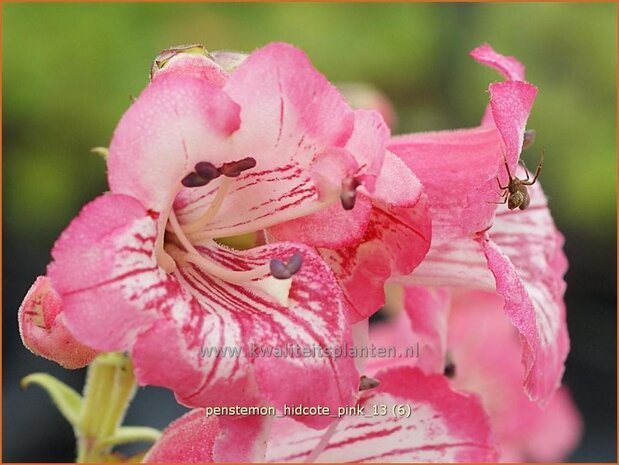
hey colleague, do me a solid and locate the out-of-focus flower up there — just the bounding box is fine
[367,288,582,461]
[18,276,97,369]
[22,42,431,428]
[388,44,569,403]
[145,367,498,463]
[447,290,582,462]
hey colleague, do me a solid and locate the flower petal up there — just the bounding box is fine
[172,44,388,240]
[143,409,219,463]
[263,112,392,249]
[479,181,569,403]
[488,81,538,167]
[389,126,503,238]
[48,194,163,351]
[366,286,450,376]
[159,241,358,428]
[320,193,431,323]
[49,193,358,425]
[266,367,498,462]
[151,47,229,87]
[447,290,581,461]
[470,43,526,81]
[144,410,271,463]
[18,276,97,369]
[108,73,241,213]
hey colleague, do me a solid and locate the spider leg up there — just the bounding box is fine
[518,159,531,182]
[487,196,508,205]
[522,148,544,185]
[496,176,509,190]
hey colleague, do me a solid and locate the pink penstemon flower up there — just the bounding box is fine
[388,43,569,403]
[21,42,431,431]
[367,287,582,461]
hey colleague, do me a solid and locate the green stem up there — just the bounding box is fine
[76,353,136,463]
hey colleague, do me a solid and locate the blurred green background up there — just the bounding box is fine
[3,2,616,462]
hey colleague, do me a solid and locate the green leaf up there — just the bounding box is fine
[98,426,162,448]
[21,373,83,427]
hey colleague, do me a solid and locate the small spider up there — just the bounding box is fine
[494,150,545,210]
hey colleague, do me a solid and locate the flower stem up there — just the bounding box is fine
[76,352,136,463]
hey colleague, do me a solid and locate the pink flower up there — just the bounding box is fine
[29,42,430,426]
[368,287,581,461]
[388,44,569,403]
[18,276,97,369]
[447,290,582,462]
[145,367,498,463]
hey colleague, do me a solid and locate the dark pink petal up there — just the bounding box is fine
[315,151,430,322]
[389,126,503,237]
[489,81,538,168]
[144,409,218,463]
[48,194,357,425]
[266,367,498,462]
[470,43,526,81]
[320,193,431,323]
[18,276,97,369]
[479,181,569,403]
[448,290,581,461]
[213,416,270,462]
[48,194,163,351]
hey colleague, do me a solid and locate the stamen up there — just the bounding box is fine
[168,210,271,284]
[181,172,211,188]
[220,156,257,177]
[181,177,233,234]
[270,253,304,280]
[195,161,220,180]
[340,176,361,210]
[443,361,456,379]
[359,375,380,391]
[155,210,177,273]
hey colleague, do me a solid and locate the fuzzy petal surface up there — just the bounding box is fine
[266,367,498,462]
[18,276,97,369]
[48,194,358,425]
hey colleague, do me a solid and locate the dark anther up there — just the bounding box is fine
[220,157,257,178]
[286,253,303,275]
[522,129,536,151]
[359,375,380,391]
[340,176,361,211]
[181,172,212,188]
[443,361,456,379]
[270,253,304,280]
[195,161,220,182]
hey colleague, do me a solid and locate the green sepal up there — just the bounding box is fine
[21,373,83,427]
[98,426,162,448]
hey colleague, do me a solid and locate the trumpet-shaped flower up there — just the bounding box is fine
[24,42,431,426]
[367,288,582,461]
[388,44,569,403]
[145,367,498,463]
